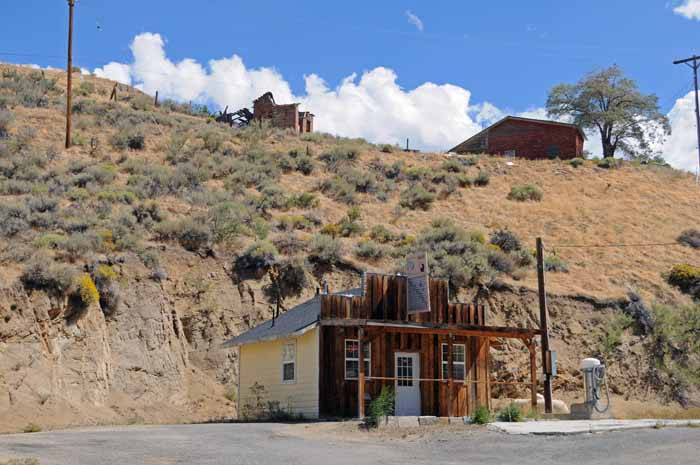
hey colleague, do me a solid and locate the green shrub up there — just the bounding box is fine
[651,303,700,390]
[370,225,398,244]
[399,185,435,211]
[354,239,386,260]
[22,423,42,433]
[20,255,76,295]
[666,264,700,297]
[489,229,522,253]
[0,204,29,237]
[319,176,356,204]
[496,403,523,422]
[111,125,146,151]
[544,255,569,273]
[379,144,394,153]
[677,229,700,249]
[442,158,463,173]
[471,405,491,424]
[154,219,212,252]
[508,184,543,202]
[236,241,279,271]
[0,109,13,138]
[598,313,634,358]
[473,171,490,186]
[273,234,307,255]
[597,157,621,169]
[488,250,515,273]
[319,145,360,171]
[77,81,95,96]
[569,157,584,168]
[368,386,395,426]
[309,234,342,265]
[456,173,473,187]
[295,155,314,175]
[287,192,319,209]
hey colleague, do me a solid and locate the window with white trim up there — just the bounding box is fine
[441,343,466,380]
[345,339,370,379]
[282,341,296,383]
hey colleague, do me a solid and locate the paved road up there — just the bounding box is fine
[0,423,698,465]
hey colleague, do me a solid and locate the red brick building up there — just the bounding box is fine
[252,92,314,133]
[449,116,584,160]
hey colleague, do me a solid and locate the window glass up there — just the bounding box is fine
[345,339,370,379]
[441,343,466,380]
[282,342,296,382]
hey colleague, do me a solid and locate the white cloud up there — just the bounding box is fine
[405,10,424,32]
[90,32,697,169]
[674,0,700,20]
[91,32,488,151]
[661,91,699,172]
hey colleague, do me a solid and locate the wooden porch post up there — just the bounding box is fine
[447,334,453,418]
[358,327,365,419]
[528,339,538,412]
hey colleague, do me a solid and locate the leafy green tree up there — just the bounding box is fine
[546,65,670,158]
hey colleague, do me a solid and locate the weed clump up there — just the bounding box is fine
[508,184,543,202]
[496,403,523,422]
[677,229,700,249]
[471,405,491,424]
[399,185,435,211]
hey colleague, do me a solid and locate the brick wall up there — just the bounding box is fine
[487,119,583,160]
[253,101,299,130]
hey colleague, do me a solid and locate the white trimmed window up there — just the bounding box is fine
[441,343,466,380]
[282,341,296,384]
[345,339,371,379]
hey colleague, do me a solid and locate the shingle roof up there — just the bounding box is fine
[223,288,362,347]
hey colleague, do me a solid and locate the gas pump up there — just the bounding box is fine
[580,358,610,414]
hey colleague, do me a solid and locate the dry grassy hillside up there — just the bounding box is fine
[1,64,699,431]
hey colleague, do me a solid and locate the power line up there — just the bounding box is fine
[547,242,682,249]
[673,55,700,184]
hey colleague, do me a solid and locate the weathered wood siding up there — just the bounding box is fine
[319,274,490,418]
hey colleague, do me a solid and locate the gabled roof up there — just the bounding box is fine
[223,288,362,347]
[448,115,585,153]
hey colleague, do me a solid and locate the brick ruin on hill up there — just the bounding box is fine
[252,92,314,133]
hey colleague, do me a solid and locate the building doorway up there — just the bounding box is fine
[394,352,421,415]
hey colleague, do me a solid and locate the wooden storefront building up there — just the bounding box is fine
[226,273,543,419]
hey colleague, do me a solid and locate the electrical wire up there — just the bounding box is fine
[547,242,683,249]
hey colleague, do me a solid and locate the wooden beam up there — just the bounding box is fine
[358,327,365,419]
[447,334,454,418]
[536,237,553,414]
[528,340,538,412]
[320,319,540,340]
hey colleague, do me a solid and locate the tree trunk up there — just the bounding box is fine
[601,135,616,158]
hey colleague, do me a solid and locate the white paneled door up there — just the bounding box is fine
[394,352,421,416]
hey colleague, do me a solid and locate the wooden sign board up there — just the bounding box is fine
[406,253,430,314]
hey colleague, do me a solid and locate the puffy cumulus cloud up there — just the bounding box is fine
[301,69,481,150]
[661,91,699,172]
[91,32,494,151]
[674,0,700,20]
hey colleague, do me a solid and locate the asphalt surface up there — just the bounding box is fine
[0,422,699,465]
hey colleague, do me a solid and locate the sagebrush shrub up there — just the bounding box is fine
[20,255,76,294]
[666,264,700,297]
[236,241,279,271]
[677,229,700,249]
[309,234,342,265]
[399,185,435,211]
[354,239,386,260]
[0,204,29,237]
[490,229,522,253]
[544,255,568,273]
[75,273,100,306]
[508,184,543,202]
[0,109,13,138]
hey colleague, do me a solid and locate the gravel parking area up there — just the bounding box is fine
[0,422,698,465]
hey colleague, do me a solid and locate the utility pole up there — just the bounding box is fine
[673,55,700,184]
[536,237,553,414]
[65,0,76,149]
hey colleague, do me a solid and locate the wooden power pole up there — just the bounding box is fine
[65,0,76,149]
[673,55,700,183]
[536,237,553,414]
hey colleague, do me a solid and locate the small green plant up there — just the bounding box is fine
[473,171,490,187]
[666,263,700,297]
[22,423,42,433]
[309,234,342,265]
[544,254,569,273]
[496,403,523,422]
[508,184,543,202]
[354,239,386,260]
[368,386,395,426]
[224,385,237,403]
[597,157,621,169]
[399,185,435,211]
[598,313,634,358]
[471,405,491,424]
[489,229,522,253]
[677,229,700,249]
[569,157,584,168]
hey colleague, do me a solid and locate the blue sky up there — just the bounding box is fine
[2,1,700,167]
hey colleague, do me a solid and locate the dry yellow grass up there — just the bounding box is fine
[4,64,700,303]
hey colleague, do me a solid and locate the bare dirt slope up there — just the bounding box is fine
[1,64,699,432]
